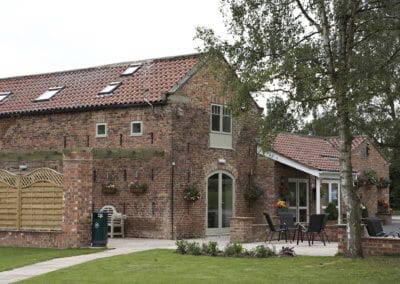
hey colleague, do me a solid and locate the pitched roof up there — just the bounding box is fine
[0,53,201,116]
[272,132,368,172]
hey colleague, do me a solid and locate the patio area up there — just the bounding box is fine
[108,236,338,256]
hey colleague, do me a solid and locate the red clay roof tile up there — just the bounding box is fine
[0,54,201,116]
[272,132,367,172]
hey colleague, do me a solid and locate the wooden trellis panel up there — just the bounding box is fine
[0,168,63,230]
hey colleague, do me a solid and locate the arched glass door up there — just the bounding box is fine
[207,172,234,235]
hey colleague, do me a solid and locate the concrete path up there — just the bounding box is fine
[0,237,337,283]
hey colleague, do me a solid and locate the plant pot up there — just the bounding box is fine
[102,184,117,194]
[129,182,149,195]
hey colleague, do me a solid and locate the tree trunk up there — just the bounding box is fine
[337,97,363,257]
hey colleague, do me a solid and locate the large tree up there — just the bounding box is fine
[197,0,400,256]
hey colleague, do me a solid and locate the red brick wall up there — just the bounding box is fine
[352,140,390,216]
[167,66,260,238]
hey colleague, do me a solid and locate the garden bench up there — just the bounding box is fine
[100,205,126,238]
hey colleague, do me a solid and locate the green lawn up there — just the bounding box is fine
[22,249,400,284]
[0,247,103,272]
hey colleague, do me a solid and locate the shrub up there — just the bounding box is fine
[325,202,338,220]
[201,241,219,256]
[187,242,202,256]
[224,243,243,257]
[253,245,275,258]
[175,240,189,254]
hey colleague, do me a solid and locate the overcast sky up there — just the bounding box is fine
[0,0,226,78]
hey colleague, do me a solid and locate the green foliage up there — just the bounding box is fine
[201,241,219,256]
[0,150,63,162]
[244,186,263,202]
[175,240,189,254]
[252,245,275,258]
[186,242,202,256]
[299,112,340,137]
[224,243,243,257]
[325,203,338,221]
[92,148,164,160]
[183,184,201,202]
[129,182,149,194]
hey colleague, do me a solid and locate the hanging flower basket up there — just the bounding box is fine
[183,184,201,202]
[102,183,117,194]
[244,186,263,202]
[129,182,149,194]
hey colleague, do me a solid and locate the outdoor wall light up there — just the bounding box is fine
[218,158,226,164]
[19,165,28,171]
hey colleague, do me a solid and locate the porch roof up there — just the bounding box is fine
[262,132,367,178]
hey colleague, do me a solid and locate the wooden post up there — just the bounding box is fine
[16,174,21,230]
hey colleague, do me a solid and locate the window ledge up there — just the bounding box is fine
[130,133,143,137]
[95,135,107,138]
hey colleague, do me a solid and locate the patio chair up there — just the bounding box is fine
[278,212,297,241]
[364,217,399,238]
[263,212,289,243]
[321,214,330,244]
[299,214,327,246]
[100,205,126,238]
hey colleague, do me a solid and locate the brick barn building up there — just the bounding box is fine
[0,53,389,247]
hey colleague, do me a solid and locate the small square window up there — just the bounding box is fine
[96,123,107,137]
[131,121,143,136]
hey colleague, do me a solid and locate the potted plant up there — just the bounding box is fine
[102,183,117,194]
[325,202,338,222]
[275,200,288,213]
[244,186,263,202]
[183,184,201,202]
[129,181,149,194]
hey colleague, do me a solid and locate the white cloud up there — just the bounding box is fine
[0,0,225,77]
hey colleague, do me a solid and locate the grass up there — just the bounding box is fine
[0,247,103,272]
[22,249,400,284]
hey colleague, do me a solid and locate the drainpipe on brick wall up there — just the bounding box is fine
[171,161,175,239]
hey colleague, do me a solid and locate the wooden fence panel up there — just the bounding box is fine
[0,168,63,231]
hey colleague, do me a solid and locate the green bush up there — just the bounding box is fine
[201,241,219,256]
[224,243,243,257]
[175,240,189,254]
[325,202,338,221]
[187,242,202,256]
[253,245,275,258]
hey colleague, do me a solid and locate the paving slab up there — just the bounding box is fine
[0,237,337,283]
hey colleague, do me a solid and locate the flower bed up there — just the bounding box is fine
[175,240,295,258]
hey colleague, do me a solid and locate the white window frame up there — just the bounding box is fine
[321,179,341,223]
[95,123,107,138]
[0,91,11,102]
[210,104,232,134]
[121,64,142,76]
[130,121,143,136]
[35,87,64,101]
[98,82,121,97]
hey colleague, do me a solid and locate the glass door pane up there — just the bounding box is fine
[298,182,307,207]
[221,174,233,228]
[207,174,219,228]
[288,182,297,208]
[331,183,338,205]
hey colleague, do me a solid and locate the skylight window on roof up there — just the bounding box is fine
[35,87,64,101]
[0,91,11,102]
[121,64,142,76]
[98,82,121,97]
